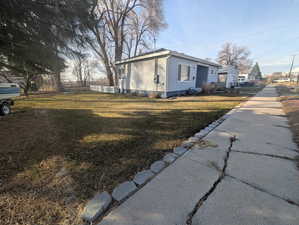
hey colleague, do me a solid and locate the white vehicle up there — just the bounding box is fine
[0,83,21,115]
[238,74,249,84]
[273,78,291,83]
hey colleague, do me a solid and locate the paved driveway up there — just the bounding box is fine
[98,86,299,225]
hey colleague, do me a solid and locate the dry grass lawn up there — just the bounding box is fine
[276,84,299,169]
[0,90,257,225]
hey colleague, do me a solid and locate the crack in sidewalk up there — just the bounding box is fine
[215,129,299,154]
[185,136,237,225]
[231,150,296,161]
[227,174,299,207]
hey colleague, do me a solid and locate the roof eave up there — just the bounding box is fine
[115,49,221,67]
[115,50,171,65]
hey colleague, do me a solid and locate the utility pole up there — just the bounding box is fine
[153,36,157,50]
[288,54,296,80]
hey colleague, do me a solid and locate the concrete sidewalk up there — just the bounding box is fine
[98,86,299,225]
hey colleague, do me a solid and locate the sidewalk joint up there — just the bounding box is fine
[227,174,299,208]
[266,142,299,153]
[231,150,296,161]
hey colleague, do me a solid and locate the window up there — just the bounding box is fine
[178,64,191,81]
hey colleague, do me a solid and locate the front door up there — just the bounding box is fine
[196,65,209,88]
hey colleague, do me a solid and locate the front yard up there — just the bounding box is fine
[0,90,257,225]
[276,84,299,168]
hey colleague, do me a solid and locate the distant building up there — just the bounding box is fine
[0,72,24,84]
[248,62,262,80]
[272,72,283,77]
[217,66,239,88]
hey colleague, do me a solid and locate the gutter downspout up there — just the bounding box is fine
[164,55,171,98]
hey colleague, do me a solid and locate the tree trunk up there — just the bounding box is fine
[55,71,64,92]
[23,86,29,97]
[105,63,114,86]
[23,75,31,97]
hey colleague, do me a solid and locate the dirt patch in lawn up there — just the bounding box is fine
[276,84,299,169]
[276,85,299,144]
[0,91,255,225]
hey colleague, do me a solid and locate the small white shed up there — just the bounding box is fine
[217,66,239,88]
[116,49,221,98]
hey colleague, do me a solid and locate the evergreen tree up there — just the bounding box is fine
[0,0,91,91]
[249,62,262,80]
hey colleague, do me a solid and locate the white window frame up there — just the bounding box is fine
[178,64,191,82]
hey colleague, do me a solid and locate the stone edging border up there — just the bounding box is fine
[80,103,244,224]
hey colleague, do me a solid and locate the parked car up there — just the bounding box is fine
[0,83,20,115]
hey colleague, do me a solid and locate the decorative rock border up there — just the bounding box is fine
[112,181,137,202]
[173,146,188,155]
[163,153,178,164]
[133,170,155,186]
[81,191,112,222]
[150,160,167,173]
[81,106,239,223]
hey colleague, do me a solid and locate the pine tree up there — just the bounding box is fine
[0,0,91,91]
[249,62,262,80]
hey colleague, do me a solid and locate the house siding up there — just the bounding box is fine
[166,56,197,92]
[207,67,219,83]
[120,56,167,93]
[166,56,219,92]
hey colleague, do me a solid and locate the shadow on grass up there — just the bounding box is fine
[0,106,227,200]
[19,98,244,104]
[0,89,257,225]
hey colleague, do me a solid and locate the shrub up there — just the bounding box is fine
[202,83,217,94]
[148,92,161,98]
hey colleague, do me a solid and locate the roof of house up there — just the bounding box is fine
[115,48,221,67]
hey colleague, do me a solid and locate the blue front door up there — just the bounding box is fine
[196,65,209,88]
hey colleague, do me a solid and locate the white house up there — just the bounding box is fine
[115,49,221,98]
[217,66,239,88]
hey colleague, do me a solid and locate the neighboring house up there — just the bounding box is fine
[248,62,262,80]
[217,66,239,88]
[248,72,259,81]
[0,72,24,85]
[115,48,221,98]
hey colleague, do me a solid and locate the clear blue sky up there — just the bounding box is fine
[157,0,299,74]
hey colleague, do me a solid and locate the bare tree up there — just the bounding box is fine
[84,0,166,86]
[124,12,151,58]
[72,55,93,87]
[217,42,253,73]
